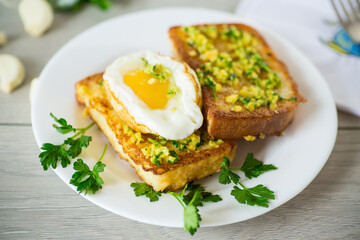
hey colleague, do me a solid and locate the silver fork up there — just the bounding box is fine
[331,0,360,42]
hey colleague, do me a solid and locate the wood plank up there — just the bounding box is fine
[338,110,360,128]
[0,0,239,124]
[0,126,359,239]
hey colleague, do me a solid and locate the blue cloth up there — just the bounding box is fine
[334,29,360,56]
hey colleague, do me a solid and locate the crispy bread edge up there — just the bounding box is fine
[169,23,305,140]
[75,73,237,191]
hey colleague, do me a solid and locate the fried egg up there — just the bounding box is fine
[103,50,203,140]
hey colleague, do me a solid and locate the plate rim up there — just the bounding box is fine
[31,7,338,228]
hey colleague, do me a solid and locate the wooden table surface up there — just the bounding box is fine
[1,1,359,239]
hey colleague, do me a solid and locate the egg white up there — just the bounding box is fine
[103,50,203,140]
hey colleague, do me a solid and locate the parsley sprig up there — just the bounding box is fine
[70,145,107,194]
[219,154,277,207]
[130,182,162,202]
[39,113,94,170]
[47,0,112,11]
[130,183,221,235]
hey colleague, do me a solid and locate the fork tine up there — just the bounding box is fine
[347,0,360,20]
[339,0,352,22]
[331,0,345,25]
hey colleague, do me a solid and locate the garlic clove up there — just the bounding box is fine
[29,77,39,103]
[0,31,7,47]
[18,0,54,37]
[0,54,26,93]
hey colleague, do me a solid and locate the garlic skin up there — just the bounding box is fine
[18,0,54,37]
[0,31,6,47]
[0,54,26,93]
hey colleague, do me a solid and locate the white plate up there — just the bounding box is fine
[32,8,337,227]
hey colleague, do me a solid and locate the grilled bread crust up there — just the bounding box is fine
[75,73,236,192]
[169,23,305,140]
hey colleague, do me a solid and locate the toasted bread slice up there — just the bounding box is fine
[75,73,236,192]
[169,24,305,140]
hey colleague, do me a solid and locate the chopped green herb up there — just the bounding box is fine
[169,150,179,164]
[142,58,172,82]
[171,140,179,148]
[147,138,160,146]
[167,88,177,96]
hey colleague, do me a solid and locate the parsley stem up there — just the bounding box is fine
[238,182,246,189]
[169,192,185,209]
[72,122,95,139]
[98,144,107,162]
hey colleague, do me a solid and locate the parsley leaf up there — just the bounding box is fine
[240,153,277,179]
[183,184,222,207]
[47,0,112,11]
[131,182,220,235]
[219,154,277,208]
[218,157,240,185]
[50,112,76,134]
[231,184,274,207]
[64,135,92,158]
[39,143,70,170]
[130,182,161,202]
[39,113,95,171]
[184,191,201,235]
[70,145,107,194]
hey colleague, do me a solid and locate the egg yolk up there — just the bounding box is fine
[124,69,169,109]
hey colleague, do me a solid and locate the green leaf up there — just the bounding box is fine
[89,0,112,10]
[39,143,70,170]
[47,0,112,11]
[231,184,274,208]
[219,167,232,184]
[50,112,76,134]
[184,205,200,235]
[201,192,222,203]
[240,153,277,179]
[219,157,240,185]
[93,161,106,173]
[183,184,204,206]
[70,159,106,194]
[247,184,275,200]
[130,182,161,202]
[184,191,201,235]
[64,135,92,158]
